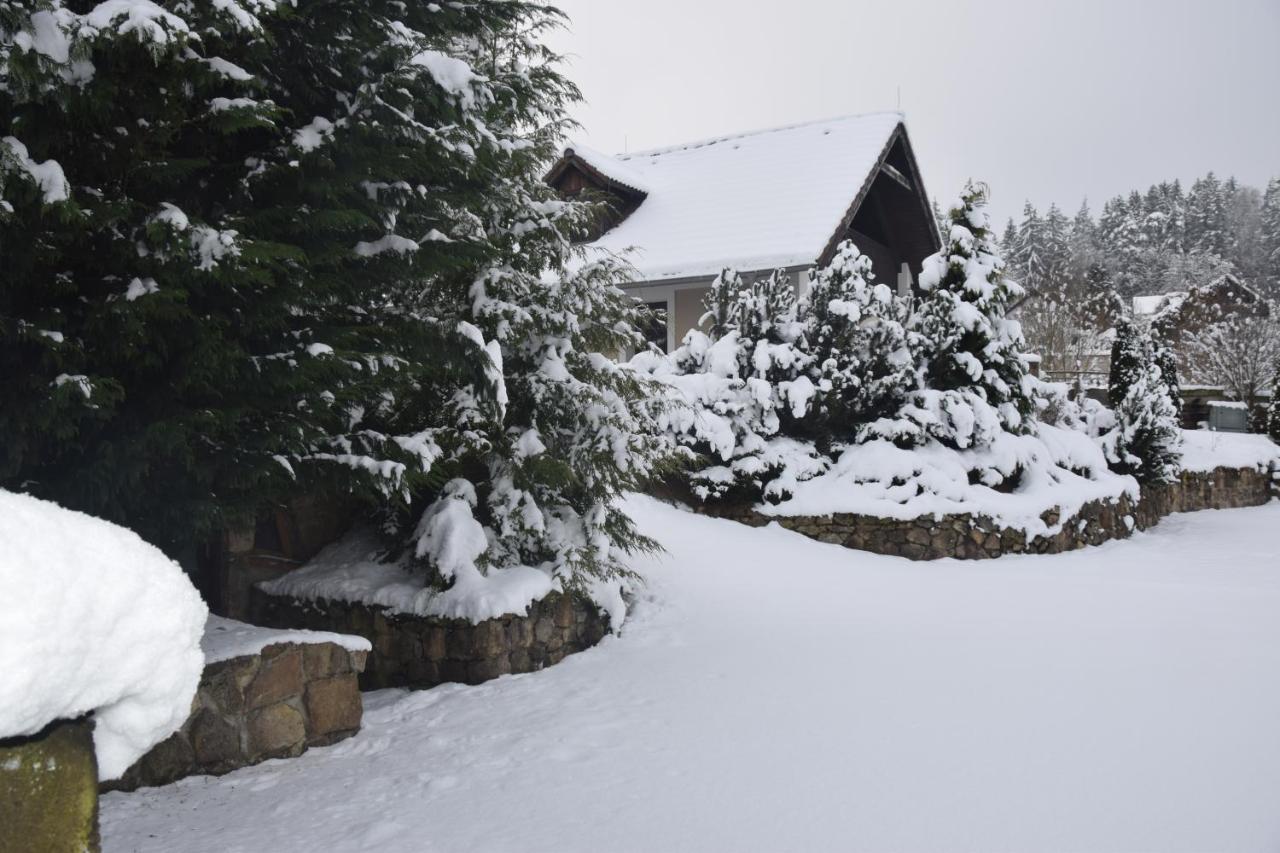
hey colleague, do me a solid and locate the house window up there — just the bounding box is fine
[641,300,669,352]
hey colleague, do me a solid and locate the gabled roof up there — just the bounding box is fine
[552,112,927,282]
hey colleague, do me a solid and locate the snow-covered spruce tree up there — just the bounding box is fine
[799,240,915,446]
[1,1,492,554]
[1107,319,1145,409]
[1151,328,1183,422]
[232,1,676,597]
[1262,178,1280,293]
[889,182,1035,449]
[1104,321,1181,483]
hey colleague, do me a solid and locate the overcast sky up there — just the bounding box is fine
[547,0,1280,225]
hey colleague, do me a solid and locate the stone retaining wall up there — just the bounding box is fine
[249,591,609,690]
[1,717,99,853]
[696,466,1273,561]
[105,640,366,792]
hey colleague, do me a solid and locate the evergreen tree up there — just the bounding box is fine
[800,241,915,443]
[1041,203,1072,296]
[1105,321,1181,483]
[2,0,489,554]
[648,267,817,504]
[1001,218,1018,263]
[1068,199,1099,285]
[1098,194,1143,293]
[1151,329,1183,422]
[1187,172,1229,257]
[1108,319,1145,408]
[1261,178,1280,293]
[1081,263,1123,330]
[2,1,674,592]
[904,182,1035,448]
[1011,202,1046,294]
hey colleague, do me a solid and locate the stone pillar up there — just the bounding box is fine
[0,717,100,853]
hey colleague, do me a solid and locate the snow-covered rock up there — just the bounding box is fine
[201,615,369,665]
[1179,429,1280,473]
[0,491,207,780]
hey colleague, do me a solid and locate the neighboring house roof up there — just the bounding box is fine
[1132,292,1187,318]
[547,111,934,283]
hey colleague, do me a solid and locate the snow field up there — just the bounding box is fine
[102,496,1280,851]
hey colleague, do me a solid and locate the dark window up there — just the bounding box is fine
[641,300,669,352]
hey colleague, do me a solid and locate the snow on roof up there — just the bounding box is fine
[1132,292,1186,317]
[570,112,905,282]
[566,142,649,195]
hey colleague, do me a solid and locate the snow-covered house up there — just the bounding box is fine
[545,112,940,351]
[1131,273,1267,333]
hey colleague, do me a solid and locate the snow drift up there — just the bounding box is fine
[0,491,207,780]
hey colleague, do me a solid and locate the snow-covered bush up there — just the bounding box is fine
[632,267,819,503]
[0,491,206,781]
[638,185,1137,525]
[870,182,1036,451]
[800,242,916,445]
[1105,320,1182,483]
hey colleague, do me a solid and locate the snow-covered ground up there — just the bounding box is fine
[102,496,1280,852]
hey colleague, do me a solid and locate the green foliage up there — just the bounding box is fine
[1,1,673,591]
[1106,321,1182,484]
[1,1,503,554]
[800,242,915,445]
[1108,319,1145,408]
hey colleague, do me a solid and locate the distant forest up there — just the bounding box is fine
[960,173,1280,392]
[992,172,1280,305]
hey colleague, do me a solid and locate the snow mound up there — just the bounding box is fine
[260,527,557,625]
[1179,429,1280,474]
[202,615,370,665]
[0,491,206,780]
[759,424,1140,538]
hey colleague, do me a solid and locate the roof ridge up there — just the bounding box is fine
[616,110,904,161]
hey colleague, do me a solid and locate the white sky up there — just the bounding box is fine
[547,0,1280,225]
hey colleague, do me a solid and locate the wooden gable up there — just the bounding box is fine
[545,151,647,242]
[819,126,940,290]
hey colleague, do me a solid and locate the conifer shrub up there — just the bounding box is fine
[1105,320,1182,483]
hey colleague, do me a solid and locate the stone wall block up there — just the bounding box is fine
[244,646,303,710]
[0,717,100,853]
[190,708,240,769]
[246,702,306,760]
[304,675,362,741]
[202,659,251,714]
[681,465,1270,562]
[303,643,343,679]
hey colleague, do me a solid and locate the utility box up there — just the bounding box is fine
[1207,401,1249,433]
